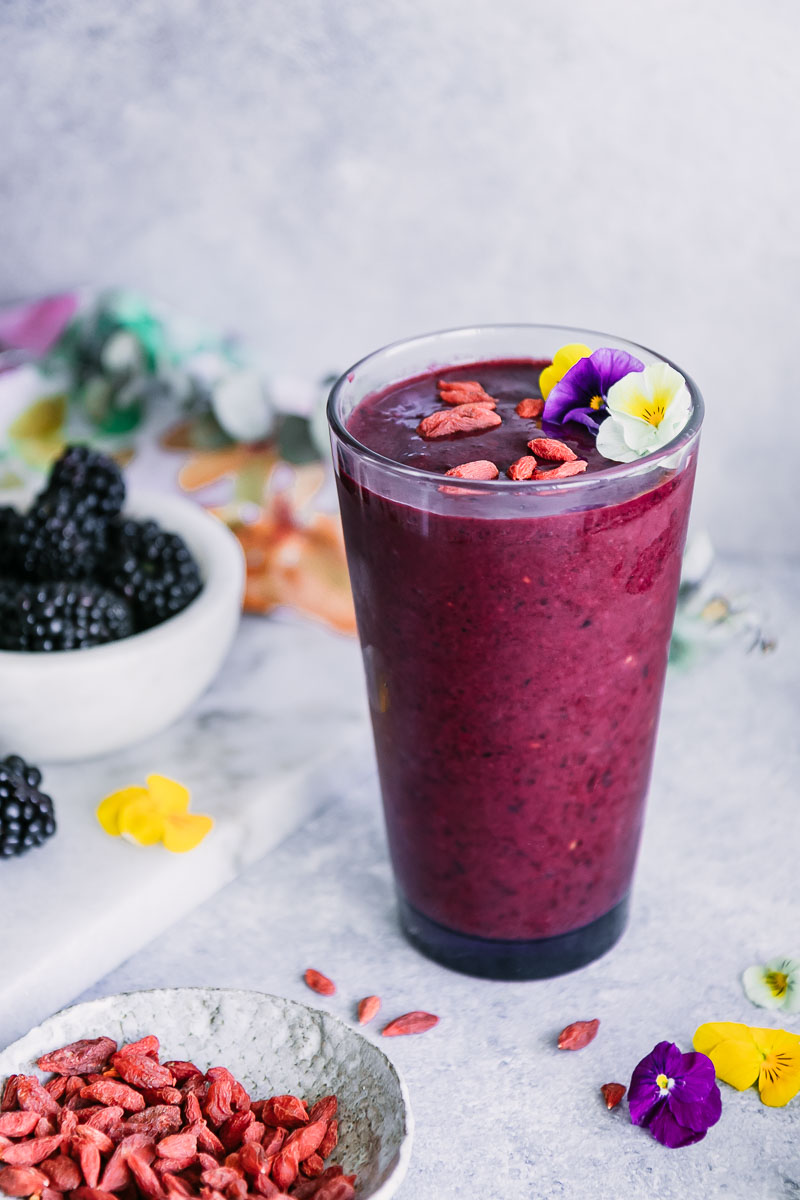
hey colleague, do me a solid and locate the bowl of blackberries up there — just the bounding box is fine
[0,446,245,761]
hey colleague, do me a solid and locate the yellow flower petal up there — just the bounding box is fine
[145,775,191,815]
[706,1038,763,1091]
[539,343,591,399]
[162,811,214,853]
[96,787,149,836]
[117,795,166,846]
[693,1021,753,1054]
[759,1062,800,1107]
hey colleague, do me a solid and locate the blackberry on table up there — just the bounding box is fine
[0,755,56,858]
[46,444,126,517]
[16,489,107,580]
[0,579,134,651]
[103,517,202,630]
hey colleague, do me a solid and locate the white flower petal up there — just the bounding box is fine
[595,415,640,462]
[742,965,786,1010]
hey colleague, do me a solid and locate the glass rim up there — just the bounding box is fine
[327,322,704,492]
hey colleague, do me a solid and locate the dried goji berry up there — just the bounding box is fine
[0,1165,50,1196]
[44,1077,68,1102]
[226,1175,247,1200]
[127,1149,166,1199]
[314,1176,356,1200]
[307,1097,337,1125]
[203,1079,233,1129]
[57,1110,78,1138]
[153,1155,197,1176]
[65,1076,86,1100]
[0,1133,63,1164]
[189,1120,224,1157]
[252,1172,280,1197]
[284,1120,326,1163]
[1,1077,19,1112]
[157,1133,198,1161]
[118,1036,160,1059]
[72,1188,121,1200]
[317,1119,337,1161]
[200,1167,241,1190]
[125,1106,182,1137]
[516,396,544,419]
[381,1011,439,1037]
[74,1124,115,1154]
[42,1186,63,1200]
[80,1081,146,1113]
[271,1144,299,1191]
[78,1141,102,1189]
[532,459,587,480]
[16,1076,61,1117]
[43,1155,83,1191]
[299,1153,324,1179]
[417,404,502,439]
[111,1053,175,1092]
[80,1106,125,1133]
[261,1097,307,1129]
[163,1063,203,1085]
[557,1018,600,1050]
[241,1120,264,1145]
[260,1127,285,1157]
[507,455,538,481]
[444,460,499,480]
[141,1087,184,1108]
[161,1173,194,1198]
[527,437,577,462]
[438,383,497,408]
[218,1111,254,1152]
[0,1111,40,1137]
[601,1082,626,1109]
[37,1039,117,1077]
[35,1117,57,1137]
[303,969,336,997]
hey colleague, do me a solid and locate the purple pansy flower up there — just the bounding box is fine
[629,1040,722,1148]
[543,347,644,434]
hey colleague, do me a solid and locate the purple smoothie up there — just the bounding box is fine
[333,348,700,966]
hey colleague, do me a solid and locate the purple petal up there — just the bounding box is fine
[563,407,601,435]
[628,1042,683,1126]
[668,1079,722,1133]
[678,1051,718,1094]
[590,347,644,395]
[0,294,78,354]
[542,357,601,423]
[647,1105,709,1149]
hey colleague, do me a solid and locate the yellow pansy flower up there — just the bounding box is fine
[538,343,591,400]
[97,775,213,853]
[694,1021,800,1107]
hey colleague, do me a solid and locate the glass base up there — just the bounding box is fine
[397,894,630,980]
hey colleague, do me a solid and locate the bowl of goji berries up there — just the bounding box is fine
[0,987,413,1200]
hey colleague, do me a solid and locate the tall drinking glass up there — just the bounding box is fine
[328,325,703,979]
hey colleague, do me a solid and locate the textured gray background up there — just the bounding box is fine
[1,0,798,555]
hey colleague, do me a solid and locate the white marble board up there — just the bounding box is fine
[0,613,370,1050]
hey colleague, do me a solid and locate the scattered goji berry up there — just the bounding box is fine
[303,969,336,997]
[516,397,544,419]
[74,1124,115,1154]
[527,437,577,462]
[126,1149,166,1199]
[557,1018,600,1050]
[218,1111,253,1151]
[507,455,538,480]
[300,1152,324,1178]
[42,1155,82,1191]
[271,1144,299,1191]
[532,459,588,480]
[16,1076,61,1118]
[43,1077,68,1102]
[72,1188,122,1200]
[438,382,497,408]
[444,460,499,480]
[381,1012,439,1037]
[1,1077,19,1112]
[162,1063,202,1085]
[37,1039,118,1077]
[261,1096,308,1129]
[77,1141,102,1189]
[80,1106,125,1132]
[260,1126,286,1157]
[601,1082,626,1109]
[418,404,502,439]
[118,1037,160,1060]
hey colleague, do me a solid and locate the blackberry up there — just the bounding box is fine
[16,489,107,580]
[46,444,126,517]
[0,755,56,858]
[0,506,22,575]
[103,518,202,630]
[0,579,134,651]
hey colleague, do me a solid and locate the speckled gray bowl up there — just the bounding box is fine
[0,987,413,1199]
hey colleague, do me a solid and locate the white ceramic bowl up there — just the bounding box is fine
[0,492,245,762]
[0,987,413,1200]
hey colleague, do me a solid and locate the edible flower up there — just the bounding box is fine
[742,957,800,1014]
[542,347,644,433]
[97,774,213,853]
[694,1022,800,1107]
[595,362,691,462]
[628,1040,721,1147]
[538,343,591,399]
